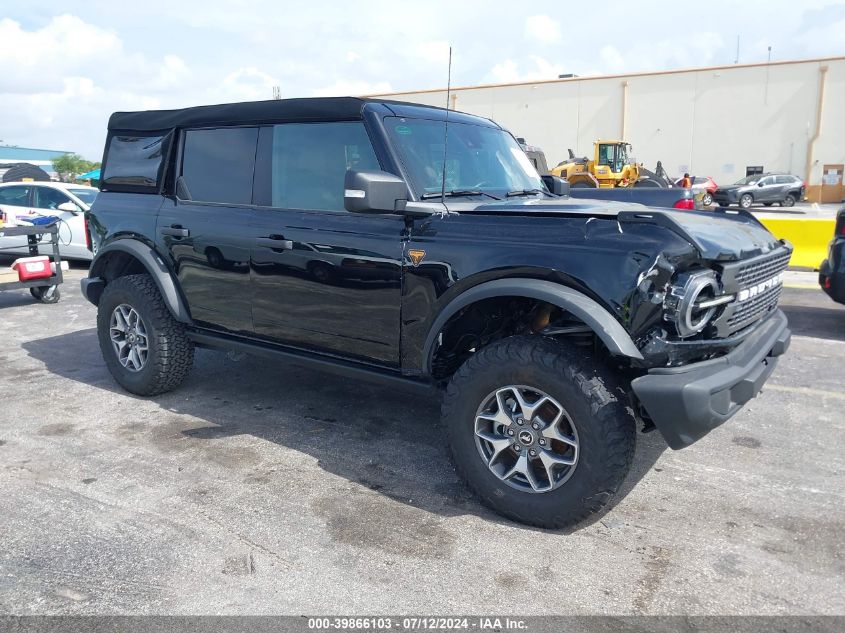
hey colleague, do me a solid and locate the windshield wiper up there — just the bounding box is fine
[421,189,502,201]
[507,188,554,198]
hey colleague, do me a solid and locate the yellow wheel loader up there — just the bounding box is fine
[550,140,666,188]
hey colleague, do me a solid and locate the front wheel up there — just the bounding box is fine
[97,274,194,396]
[739,193,754,209]
[442,336,636,529]
[702,192,713,206]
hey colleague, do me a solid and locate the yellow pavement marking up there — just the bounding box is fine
[766,384,845,401]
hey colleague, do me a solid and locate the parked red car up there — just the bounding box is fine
[674,176,718,206]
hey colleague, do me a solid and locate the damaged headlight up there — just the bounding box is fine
[664,270,734,338]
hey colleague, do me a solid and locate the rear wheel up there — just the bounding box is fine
[781,194,796,207]
[97,274,194,396]
[442,336,636,529]
[739,193,754,209]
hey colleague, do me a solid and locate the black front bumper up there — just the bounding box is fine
[80,276,105,305]
[631,310,791,450]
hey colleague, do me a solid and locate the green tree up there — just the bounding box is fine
[52,153,95,182]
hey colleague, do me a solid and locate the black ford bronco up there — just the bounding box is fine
[82,97,792,528]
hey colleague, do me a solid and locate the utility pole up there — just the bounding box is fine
[272,86,281,100]
[734,36,740,64]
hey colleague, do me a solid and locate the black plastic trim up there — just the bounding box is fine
[423,278,643,374]
[87,239,191,323]
[631,309,790,450]
[189,329,435,395]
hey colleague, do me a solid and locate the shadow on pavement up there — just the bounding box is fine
[779,303,845,343]
[23,327,665,532]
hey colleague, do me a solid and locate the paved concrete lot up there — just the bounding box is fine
[0,268,843,615]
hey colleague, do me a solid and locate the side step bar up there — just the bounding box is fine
[187,330,435,396]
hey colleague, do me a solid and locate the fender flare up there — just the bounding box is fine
[422,278,643,373]
[90,239,191,323]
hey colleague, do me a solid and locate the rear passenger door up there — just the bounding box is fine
[249,121,404,366]
[156,127,259,335]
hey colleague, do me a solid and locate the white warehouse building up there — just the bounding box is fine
[372,56,845,203]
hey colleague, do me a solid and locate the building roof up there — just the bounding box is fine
[370,55,845,97]
[0,146,71,161]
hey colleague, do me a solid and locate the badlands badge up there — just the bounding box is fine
[408,249,426,267]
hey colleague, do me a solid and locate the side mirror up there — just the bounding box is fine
[57,201,81,214]
[541,175,570,197]
[757,182,765,187]
[344,170,408,214]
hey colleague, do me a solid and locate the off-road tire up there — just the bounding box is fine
[442,335,636,529]
[97,274,194,396]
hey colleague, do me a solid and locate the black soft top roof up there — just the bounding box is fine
[108,97,370,132]
[107,96,499,132]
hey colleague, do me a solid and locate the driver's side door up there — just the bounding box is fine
[249,121,405,367]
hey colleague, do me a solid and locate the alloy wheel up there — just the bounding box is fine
[109,304,149,372]
[474,385,579,493]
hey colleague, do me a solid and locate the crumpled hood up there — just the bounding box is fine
[450,197,782,261]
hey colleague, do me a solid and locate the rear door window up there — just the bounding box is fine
[180,127,259,205]
[0,185,32,207]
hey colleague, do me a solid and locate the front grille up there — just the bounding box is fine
[710,245,792,337]
[726,284,782,331]
[734,249,792,288]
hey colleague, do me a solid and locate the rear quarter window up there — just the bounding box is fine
[101,132,173,193]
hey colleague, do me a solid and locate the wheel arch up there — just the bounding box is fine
[87,239,191,323]
[422,278,643,376]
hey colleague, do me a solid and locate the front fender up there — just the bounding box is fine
[84,239,191,323]
[421,278,643,375]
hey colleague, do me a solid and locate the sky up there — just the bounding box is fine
[1,0,844,159]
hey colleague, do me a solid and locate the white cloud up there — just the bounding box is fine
[312,79,393,97]
[0,15,122,93]
[524,15,561,43]
[416,41,451,64]
[219,67,279,101]
[489,56,563,82]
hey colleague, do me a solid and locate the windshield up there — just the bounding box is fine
[734,176,760,186]
[385,117,543,198]
[68,188,98,205]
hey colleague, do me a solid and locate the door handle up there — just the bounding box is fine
[161,225,190,237]
[256,236,293,250]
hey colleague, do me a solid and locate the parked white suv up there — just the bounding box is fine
[0,181,97,261]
